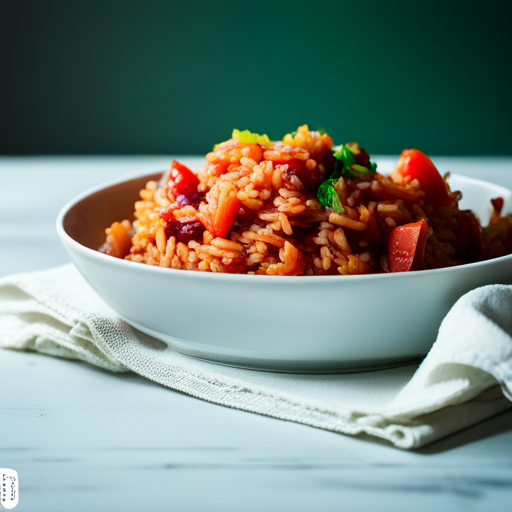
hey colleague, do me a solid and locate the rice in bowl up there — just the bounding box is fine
[99,126,512,275]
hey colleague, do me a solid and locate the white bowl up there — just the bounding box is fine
[57,171,512,373]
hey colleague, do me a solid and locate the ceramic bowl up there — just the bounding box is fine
[57,171,512,373]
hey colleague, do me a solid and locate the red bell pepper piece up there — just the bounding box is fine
[393,149,451,205]
[388,219,429,272]
[167,160,200,201]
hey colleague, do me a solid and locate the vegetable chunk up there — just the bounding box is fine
[166,160,200,201]
[388,219,429,272]
[392,149,451,205]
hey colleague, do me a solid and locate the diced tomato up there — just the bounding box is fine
[167,160,200,201]
[388,219,429,272]
[393,149,451,205]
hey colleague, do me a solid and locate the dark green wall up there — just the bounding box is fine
[1,0,511,155]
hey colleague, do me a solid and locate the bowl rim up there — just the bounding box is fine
[56,169,512,284]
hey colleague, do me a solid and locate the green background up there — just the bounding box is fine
[1,0,511,155]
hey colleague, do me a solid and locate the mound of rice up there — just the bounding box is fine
[100,126,511,275]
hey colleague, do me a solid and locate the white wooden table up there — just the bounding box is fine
[1,157,512,512]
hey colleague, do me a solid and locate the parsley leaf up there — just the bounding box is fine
[317,142,376,213]
[317,179,344,213]
[332,145,355,173]
[332,145,377,178]
[331,187,344,213]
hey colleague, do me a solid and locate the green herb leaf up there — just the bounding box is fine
[341,145,355,169]
[317,179,344,213]
[352,165,369,173]
[367,160,378,173]
[333,144,378,177]
[317,179,333,206]
[290,130,297,137]
[333,145,355,170]
[330,187,344,213]
[332,144,357,180]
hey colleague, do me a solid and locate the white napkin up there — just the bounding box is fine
[1,265,511,449]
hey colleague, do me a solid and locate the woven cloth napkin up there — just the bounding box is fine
[1,265,511,449]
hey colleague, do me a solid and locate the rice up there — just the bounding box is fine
[99,125,512,275]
